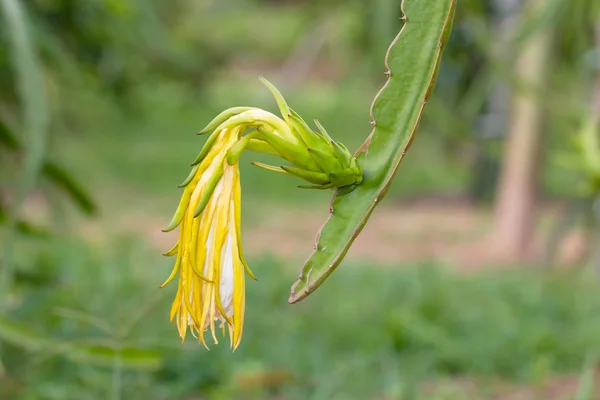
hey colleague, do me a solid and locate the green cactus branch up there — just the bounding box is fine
[288,0,457,303]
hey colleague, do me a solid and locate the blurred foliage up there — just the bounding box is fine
[3,0,598,209]
[2,0,600,398]
[0,0,97,233]
[2,237,600,399]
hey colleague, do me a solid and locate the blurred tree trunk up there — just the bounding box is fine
[470,0,519,204]
[492,0,553,260]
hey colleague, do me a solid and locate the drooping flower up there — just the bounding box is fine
[161,128,254,349]
[162,77,363,349]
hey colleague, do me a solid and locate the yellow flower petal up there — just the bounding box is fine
[163,129,250,349]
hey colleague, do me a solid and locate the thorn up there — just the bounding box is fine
[370,120,376,127]
[384,70,391,77]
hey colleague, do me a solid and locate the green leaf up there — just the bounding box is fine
[1,0,51,262]
[0,314,47,351]
[42,162,97,215]
[0,315,162,371]
[0,119,19,149]
[289,0,456,303]
[67,343,162,371]
[1,120,96,215]
[0,202,49,237]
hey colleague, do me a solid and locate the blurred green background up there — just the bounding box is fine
[2,0,600,399]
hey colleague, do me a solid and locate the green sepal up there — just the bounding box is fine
[329,169,361,187]
[280,165,330,185]
[246,137,280,157]
[226,132,258,166]
[307,147,342,173]
[335,184,359,196]
[162,241,179,257]
[290,108,309,126]
[226,139,248,166]
[298,182,337,190]
[288,112,322,149]
[177,165,199,188]
[193,164,224,218]
[349,159,363,184]
[197,107,255,135]
[313,119,334,144]
[162,211,184,232]
[334,140,351,155]
[251,161,287,175]
[329,140,353,167]
[290,109,321,140]
[191,129,221,166]
[285,122,309,147]
[259,75,291,123]
[190,256,215,284]
[257,127,317,170]
[331,140,354,166]
[211,111,292,144]
[240,254,257,281]
[162,192,191,232]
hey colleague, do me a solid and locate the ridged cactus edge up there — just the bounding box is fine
[288,0,457,303]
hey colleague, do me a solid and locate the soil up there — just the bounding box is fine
[67,194,587,271]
